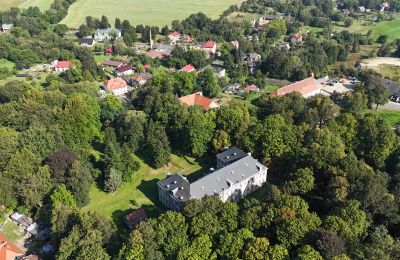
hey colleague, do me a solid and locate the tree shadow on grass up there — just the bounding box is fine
[137,178,166,217]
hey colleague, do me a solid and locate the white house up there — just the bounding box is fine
[94,28,122,41]
[51,60,71,72]
[104,78,129,96]
[1,24,13,32]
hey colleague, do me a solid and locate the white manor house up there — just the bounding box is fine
[157,147,268,210]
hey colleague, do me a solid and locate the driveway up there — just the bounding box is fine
[379,101,400,111]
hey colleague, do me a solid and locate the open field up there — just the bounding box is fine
[0,0,52,10]
[361,57,400,68]
[0,220,24,242]
[82,154,212,227]
[61,0,243,27]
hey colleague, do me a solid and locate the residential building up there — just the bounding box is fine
[244,84,260,92]
[201,40,217,55]
[290,33,303,45]
[212,66,226,78]
[1,24,13,32]
[0,234,24,260]
[168,31,181,42]
[51,60,71,72]
[179,92,220,110]
[79,37,96,47]
[131,72,153,86]
[245,52,262,67]
[114,64,133,77]
[104,78,129,96]
[278,43,291,51]
[157,147,268,210]
[10,212,38,236]
[101,60,124,68]
[124,208,147,229]
[94,28,122,41]
[271,77,323,98]
[225,83,241,94]
[180,64,196,72]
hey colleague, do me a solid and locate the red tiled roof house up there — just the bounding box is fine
[179,92,220,110]
[124,208,147,229]
[271,77,323,98]
[104,78,129,96]
[180,64,195,73]
[52,60,71,72]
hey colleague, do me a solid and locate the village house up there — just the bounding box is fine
[130,72,153,86]
[168,31,181,43]
[104,78,129,96]
[124,208,147,229]
[278,42,291,51]
[179,92,220,110]
[101,60,124,68]
[10,212,38,237]
[51,60,71,72]
[225,83,241,94]
[290,33,303,45]
[271,76,323,98]
[201,40,217,55]
[212,66,226,78]
[1,24,13,32]
[157,147,268,210]
[79,37,96,47]
[245,52,262,67]
[94,28,122,41]
[244,84,260,92]
[0,234,24,260]
[114,64,133,77]
[180,64,196,73]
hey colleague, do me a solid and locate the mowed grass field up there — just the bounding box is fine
[0,0,51,10]
[61,0,243,27]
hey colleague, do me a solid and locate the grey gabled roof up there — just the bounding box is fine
[216,146,248,164]
[190,155,265,199]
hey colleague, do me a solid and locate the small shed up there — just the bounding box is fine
[124,208,147,229]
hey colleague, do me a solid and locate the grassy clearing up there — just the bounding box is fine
[0,59,15,70]
[18,0,52,10]
[61,0,243,27]
[0,0,26,11]
[378,110,400,127]
[82,154,212,226]
[0,220,24,242]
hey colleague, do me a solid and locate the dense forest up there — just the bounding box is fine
[1,0,400,259]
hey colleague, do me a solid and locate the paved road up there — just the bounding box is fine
[379,101,400,111]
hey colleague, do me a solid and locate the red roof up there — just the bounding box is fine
[143,64,151,69]
[271,77,322,97]
[202,40,216,48]
[54,61,71,69]
[0,234,24,260]
[179,92,218,110]
[169,32,181,38]
[105,78,128,90]
[105,47,113,54]
[183,35,194,42]
[180,64,195,72]
[244,84,258,91]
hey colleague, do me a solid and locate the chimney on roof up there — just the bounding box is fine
[233,152,237,156]
[210,167,215,172]
[201,186,204,190]
[247,152,252,157]
[230,170,234,174]
[217,177,220,182]
[173,181,177,184]
[245,163,248,167]
[180,197,184,200]
[309,71,314,78]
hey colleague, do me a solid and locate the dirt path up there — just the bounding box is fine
[361,57,400,68]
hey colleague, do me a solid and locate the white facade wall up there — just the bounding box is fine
[219,166,267,202]
[303,88,323,98]
[112,86,128,96]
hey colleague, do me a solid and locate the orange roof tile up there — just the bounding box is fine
[105,78,127,90]
[271,77,322,97]
[179,92,216,110]
[0,234,24,260]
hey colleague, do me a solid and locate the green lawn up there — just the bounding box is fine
[0,220,24,242]
[0,59,15,70]
[378,110,400,127]
[18,0,52,10]
[0,0,26,11]
[82,154,211,227]
[61,0,243,27]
